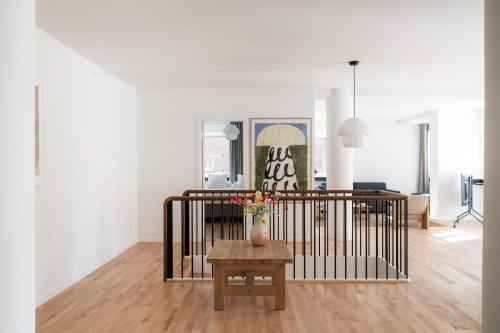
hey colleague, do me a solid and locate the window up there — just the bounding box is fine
[203,135,230,178]
[314,99,327,178]
[202,120,244,188]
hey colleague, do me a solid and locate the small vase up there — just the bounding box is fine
[250,217,269,246]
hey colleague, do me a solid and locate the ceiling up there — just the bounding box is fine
[37,0,484,94]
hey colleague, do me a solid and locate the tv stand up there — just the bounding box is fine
[453,176,483,228]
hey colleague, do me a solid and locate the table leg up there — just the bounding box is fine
[274,263,285,310]
[214,264,225,310]
[245,272,255,286]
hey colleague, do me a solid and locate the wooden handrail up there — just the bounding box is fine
[168,189,408,207]
[182,189,391,195]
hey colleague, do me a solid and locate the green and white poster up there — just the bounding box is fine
[250,118,311,190]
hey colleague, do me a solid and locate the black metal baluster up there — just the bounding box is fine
[191,200,194,279]
[221,194,224,240]
[343,199,347,280]
[181,202,184,279]
[405,199,409,278]
[390,201,397,266]
[232,193,236,240]
[244,214,247,240]
[201,199,204,279]
[211,199,214,278]
[367,199,370,255]
[313,198,317,279]
[351,197,354,256]
[365,199,368,279]
[396,200,399,279]
[211,199,214,247]
[325,195,328,257]
[310,196,313,257]
[272,202,275,240]
[303,199,306,279]
[386,200,389,279]
[359,199,362,258]
[361,198,363,255]
[235,192,239,240]
[318,197,321,257]
[293,196,296,279]
[388,199,390,265]
[184,199,190,256]
[375,200,379,279]
[324,196,328,278]
[165,201,174,280]
[285,199,288,244]
[401,200,404,276]
[270,197,273,240]
[382,200,385,260]
[277,200,280,240]
[354,200,357,280]
[195,196,199,256]
[334,197,337,279]
[228,192,232,240]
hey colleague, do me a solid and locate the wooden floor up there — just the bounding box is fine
[36,220,482,332]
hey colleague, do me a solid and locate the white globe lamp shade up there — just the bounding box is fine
[341,134,368,148]
[338,117,369,148]
[223,123,240,140]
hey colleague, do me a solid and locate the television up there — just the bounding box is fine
[460,174,472,207]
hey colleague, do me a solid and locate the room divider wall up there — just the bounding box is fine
[163,190,408,281]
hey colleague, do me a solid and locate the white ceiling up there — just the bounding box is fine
[37,0,484,94]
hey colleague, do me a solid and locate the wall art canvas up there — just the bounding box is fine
[35,85,41,177]
[35,79,45,186]
[250,118,311,190]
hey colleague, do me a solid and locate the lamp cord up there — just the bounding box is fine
[353,65,356,118]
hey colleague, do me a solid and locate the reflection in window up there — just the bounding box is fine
[203,136,229,176]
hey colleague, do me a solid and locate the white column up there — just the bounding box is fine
[483,1,500,332]
[0,1,35,332]
[326,89,353,241]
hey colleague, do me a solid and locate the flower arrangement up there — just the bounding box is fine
[229,191,288,226]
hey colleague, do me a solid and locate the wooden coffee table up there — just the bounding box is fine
[207,240,292,310]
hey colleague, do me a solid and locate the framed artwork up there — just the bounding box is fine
[35,79,45,186]
[250,118,312,190]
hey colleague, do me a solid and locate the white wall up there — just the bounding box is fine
[0,1,35,331]
[35,30,138,305]
[353,119,419,195]
[137,89,315,241]
[435,109,484,220]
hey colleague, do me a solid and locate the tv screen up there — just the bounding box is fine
[461,174,472,206]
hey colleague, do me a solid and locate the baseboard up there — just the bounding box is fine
[138,237,162,243]
[36,240,137,307]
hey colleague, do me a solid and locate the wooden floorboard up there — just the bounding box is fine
[36,220,482,332]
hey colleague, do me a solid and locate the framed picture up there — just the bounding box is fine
[35,78,45,186]
[250,118,312,190]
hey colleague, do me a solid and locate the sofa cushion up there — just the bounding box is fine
[207,173,230,189]
[408,195,429,215]
[353,182,387,191]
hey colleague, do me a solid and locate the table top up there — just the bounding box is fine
[207,240,293,264]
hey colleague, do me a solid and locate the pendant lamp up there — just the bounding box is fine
[223,123,240,140]
[338,61,369,148]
